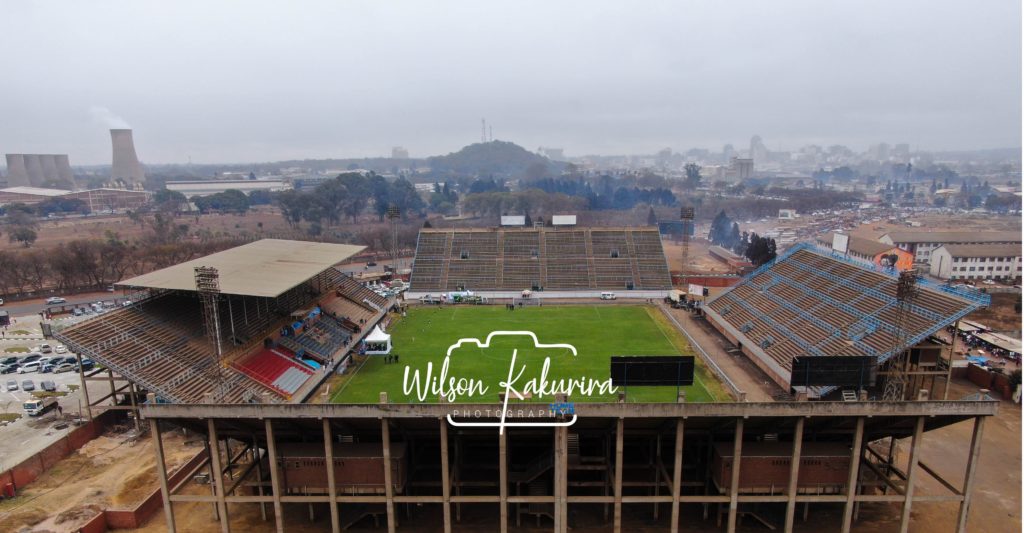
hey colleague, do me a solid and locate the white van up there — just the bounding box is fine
[18,362,41,374]
[600,292,617,300]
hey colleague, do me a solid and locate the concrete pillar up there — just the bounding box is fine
[783,417,805,533]
[944,319,960,400]
[264,419,285,533]
[956,416,986,533]
[381,419,396,533]
[322,419,340,533]
[841,417,865,533]
[613,418,624,533]
[670,418,684,533]
[207,419,230,533]
[107,369,117,406]
[554,425,568,533]
[726,418,744,533]
[899,417,925,533]
[440,418,452,533]
[253,436,267,521]
[76,352,92,420]
[499,428,508,533]
[150,418,177,533]
[128,381,140,432]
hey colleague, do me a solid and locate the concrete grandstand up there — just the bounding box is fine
[408,226,672,298]
[55,239,391,405]
[705,243,990,397]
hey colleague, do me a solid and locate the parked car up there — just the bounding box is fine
[18,361,41,373]
[40,380,57,392]
[0,356,18,366]
[78,359,95,371]
[0,298,5,305]
[55,345,67,354]
[21,380,34,392]
[53,363,75,374]
[45,297,67,305]
[6,380,17,391]
[40,363,55,374]
[73,308,84,316]
[0,364,16,374]
[39,344,52,354]
[21,354,41,364]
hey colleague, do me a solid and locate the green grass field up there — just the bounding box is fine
[330,305,728,404]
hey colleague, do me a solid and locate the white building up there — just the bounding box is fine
[166,179,290,197]
[929,244,1022,282]
[878,231,1021,266]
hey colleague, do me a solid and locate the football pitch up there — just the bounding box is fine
[330,305,728,404]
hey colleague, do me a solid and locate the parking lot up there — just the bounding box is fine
[1,359,87,413]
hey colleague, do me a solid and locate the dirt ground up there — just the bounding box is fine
[663,239,737,274]
[0,207,295,251]
[0,426,201,533]
[964,292,1022,333]
[849,213,1022,241]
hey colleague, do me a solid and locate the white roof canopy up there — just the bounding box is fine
[365,325,391,343]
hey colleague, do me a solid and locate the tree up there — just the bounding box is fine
[153,189,188,213]
[277,189,306,228]
[9,226,37,247]
[684,163,702,189]
[646,205,657,226]
[423,220,433,229]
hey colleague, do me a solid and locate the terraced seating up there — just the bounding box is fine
[707,246,984,379]
[234,347,313,397]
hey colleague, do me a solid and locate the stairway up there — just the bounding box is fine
[624,230,641,289]
[496,229,505,288]
[538,230,548,290]
[440,231,454,290]
[585,229,597,288]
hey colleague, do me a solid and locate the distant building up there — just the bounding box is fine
[500,215,526,226]
[815,232,913,271]
[777,209,797,220]
[749,135,769,162]
[4,154,73,187]
[929,244,1022,282]
[730,157,753,180]
[0,186,149,212]
[878,231,1022,266]
[166,179,290,198]
[392,146,410,159]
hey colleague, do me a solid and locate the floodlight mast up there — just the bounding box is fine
[194,266,225,399]
[387,206,401,271]
[680,206,695,283]
[882,269,920,401]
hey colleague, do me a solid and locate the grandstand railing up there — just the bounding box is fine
[657,306,746,401]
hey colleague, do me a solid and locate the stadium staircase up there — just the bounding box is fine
[584,230,596,288]
[233,347,313,398]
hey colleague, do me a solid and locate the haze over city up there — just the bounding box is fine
[1,0,1021,164]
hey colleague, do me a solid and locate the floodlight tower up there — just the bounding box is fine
[194,266,225,397]
[680,206,695,283]
[387,206,401,271]
[883,269,920,401]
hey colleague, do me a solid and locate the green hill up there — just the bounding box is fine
[427,141,564,177]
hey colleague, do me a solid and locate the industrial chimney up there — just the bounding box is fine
[110,129,145,183]
[4,154,29,186]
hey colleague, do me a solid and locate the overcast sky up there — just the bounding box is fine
[1,0,1021,164]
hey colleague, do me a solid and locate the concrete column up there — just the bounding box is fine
[207,419,230,533]
[499,429,508,533]
[440,418,452,533]
[76,352,92,420]
[670,418,684,533]
[107,369,117,406]
[381,419,396,533]
[150,418,177,533]
[956,416,986,533]
[726,418,744,533]
[841,417,865,533]
[899,416,926,533]
[613,418,624,533]
[128,381,140,432]
[783,417,805,533]
[322,419,340,533]
[253,436,267,521]
[944,319,960,400]
[264,419,285,533]
[554,425,568,533]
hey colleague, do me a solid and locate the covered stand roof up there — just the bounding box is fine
[117,239,364,298]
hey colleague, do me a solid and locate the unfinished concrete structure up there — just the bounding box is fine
[110,128,145,183]
[4,153,73,186]
[143,398,996,533]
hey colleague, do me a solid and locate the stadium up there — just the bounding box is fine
[51,227,996,533]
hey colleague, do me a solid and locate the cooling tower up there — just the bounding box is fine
[5,154,30,186]
[40,155,59,182]
[110,129,145,182]
[24,154,44,186]
[55,154,73,182]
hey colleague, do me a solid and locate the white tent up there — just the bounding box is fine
[364,325,392,355]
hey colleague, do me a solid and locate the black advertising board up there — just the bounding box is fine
[611,356,694,387]
[790,356,877,389]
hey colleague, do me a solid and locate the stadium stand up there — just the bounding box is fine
[704,243,990,393]
[409,227,672,292]
[56,240,392,404]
